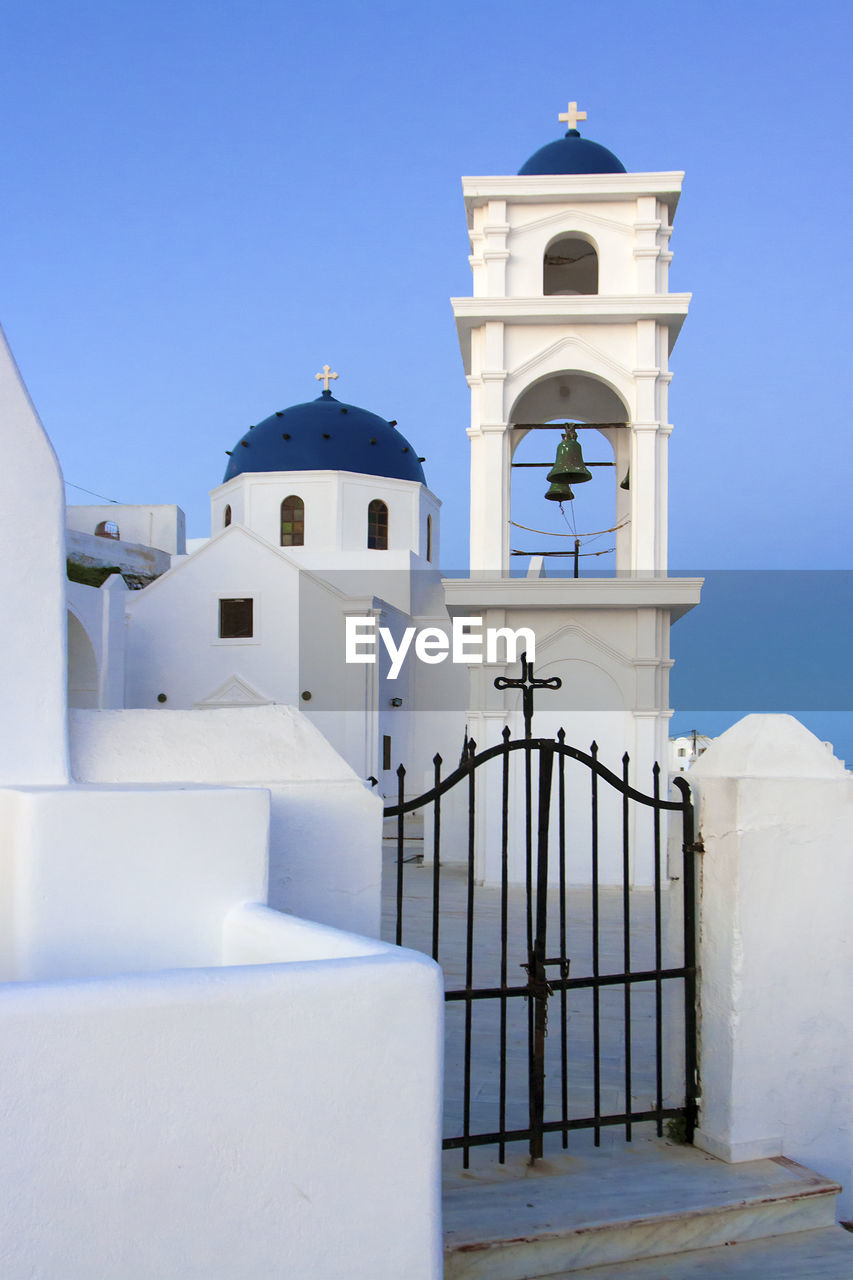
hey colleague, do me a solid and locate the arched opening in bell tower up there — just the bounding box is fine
[508,373,630,575]
[543,234,598,296]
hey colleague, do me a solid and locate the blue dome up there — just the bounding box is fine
[223,391,426,485]
[518,129,626,176]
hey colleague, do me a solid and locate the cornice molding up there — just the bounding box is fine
[461,172,685,213]
[442,576,703,623]
[452,296,690,368]
[452,295,691,328]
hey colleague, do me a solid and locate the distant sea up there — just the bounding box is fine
[670,570,853,768]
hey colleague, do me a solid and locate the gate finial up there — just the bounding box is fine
[494,652,562,739]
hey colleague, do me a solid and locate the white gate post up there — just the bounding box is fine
[689,714,853,1218]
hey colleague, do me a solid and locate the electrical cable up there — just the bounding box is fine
[560,499,577,536]
[65,482,120,504]
[509,517,630,538]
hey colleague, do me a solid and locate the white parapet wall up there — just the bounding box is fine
[66,503,187,555]
[70,704,384,937]
[0,779,443,1278]
[66,574,128,709]
[0,906,443,1278]
[689,714,853,1219]
[66,526,173,580]
[0,323,68,784]
[0,784,269,981]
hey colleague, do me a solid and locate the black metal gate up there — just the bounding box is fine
[384,657,698,1167]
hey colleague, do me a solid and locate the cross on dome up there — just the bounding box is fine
[558,101,587,132]
[315,364,339,392]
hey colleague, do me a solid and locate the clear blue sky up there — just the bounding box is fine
[2,0,851,752]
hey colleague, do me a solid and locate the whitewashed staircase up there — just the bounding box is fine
[443,1138,853,1279]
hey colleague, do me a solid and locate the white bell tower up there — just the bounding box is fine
[444,106,703,887]
[452,101,689,575]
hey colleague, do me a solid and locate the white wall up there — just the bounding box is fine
[0,784,269,982]
[66,503,186,555]
[123,530,387,779]
[122,518,457,782]
[67,576,128,708]
[125,525,302,709]
[211,469,440,564]
[690,715,853,1219]
[0,805,443,1279]
[0,323,69,783]
[70,706,384,937]
[67,527,172,579]
[433,582,698,885]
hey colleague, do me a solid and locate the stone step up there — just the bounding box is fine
[443,1138,841,1280]
[553,1226,853,1278]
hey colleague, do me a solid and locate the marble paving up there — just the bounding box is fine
[441,1145,841,1278]
[381,842,689,1161]
[562,1226,853,1278]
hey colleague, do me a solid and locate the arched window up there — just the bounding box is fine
[223,504,232,527]
[367,499,388,550]
[426,513,433,562]
[94,519,120,540]
[281,495,304,546]
[543,235,598,296]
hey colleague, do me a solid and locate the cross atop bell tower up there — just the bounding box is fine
[558,100,587,132]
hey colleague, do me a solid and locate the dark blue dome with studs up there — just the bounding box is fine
[518,129,626,176]
[223,390,426,485]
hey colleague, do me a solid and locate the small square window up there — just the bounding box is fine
[219,598,253,638]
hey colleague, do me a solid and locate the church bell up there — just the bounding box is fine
[545,428,592,502]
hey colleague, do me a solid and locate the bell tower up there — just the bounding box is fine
[451,102,690,575]
[443,106,703,887]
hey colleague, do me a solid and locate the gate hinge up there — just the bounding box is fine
[686,839,705,855]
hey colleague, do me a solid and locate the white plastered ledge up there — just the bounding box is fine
[0,778,443,1279]
[69,705,384,937]
[0,910,443,1279]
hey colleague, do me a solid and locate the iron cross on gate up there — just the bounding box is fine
[494,651,562,739]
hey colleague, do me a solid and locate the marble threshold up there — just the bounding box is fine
[443,1137,841,1280]
[554,1226,853,1278]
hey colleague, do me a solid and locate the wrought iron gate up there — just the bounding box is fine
[384,657,698,1167]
